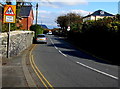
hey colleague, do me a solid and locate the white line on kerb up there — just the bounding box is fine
[76,62,118,80]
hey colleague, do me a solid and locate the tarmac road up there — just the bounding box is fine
[31,35,119,88]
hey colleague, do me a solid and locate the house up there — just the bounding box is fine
[17,6,34,30]
[83,10,114,22]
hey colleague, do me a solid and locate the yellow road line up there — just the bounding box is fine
[29,44,54,89]
[32,55,54,89]
[30,44,37,55]
[30,54,48,89]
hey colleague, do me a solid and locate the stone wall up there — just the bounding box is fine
[0,31,34,58]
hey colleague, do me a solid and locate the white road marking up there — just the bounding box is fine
[50,38,67,57]
[54,46,58,49]
[76,61,118,80]
[50,39,58,50]
[50,38,118,80]
[58,50,67,57]
[50,39,54,45]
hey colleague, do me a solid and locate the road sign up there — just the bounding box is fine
[6,16,14,22]
[5,6,15,15]
[3,5,16,23]
[67,26,70,31]
[3,5,16,58]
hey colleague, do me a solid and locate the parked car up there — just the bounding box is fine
[36,34,47,44]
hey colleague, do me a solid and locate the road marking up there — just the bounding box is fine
[30,55,48,89]
[50,38,118,80]
[58,50,67,57]
[31,55,54,89]
[50,38,67,57]
[22,53,37,87]
[50,39,54,45]
[76,61,118,80]
[50,39,58,50]
[54,46,58,49]
[29,44,54,89]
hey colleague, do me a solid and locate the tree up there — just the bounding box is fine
[56,13,82,33]
[115,14,120,21]
[30,24,44,38]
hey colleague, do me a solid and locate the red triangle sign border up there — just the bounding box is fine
[4,6,15,16]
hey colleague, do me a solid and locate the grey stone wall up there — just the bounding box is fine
[0,31,34,58]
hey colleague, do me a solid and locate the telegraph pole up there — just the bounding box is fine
[36,3,38,24]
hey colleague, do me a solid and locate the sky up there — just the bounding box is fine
[31,0,118,29]
[1,0,119,29]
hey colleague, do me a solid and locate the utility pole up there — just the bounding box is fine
[118,1,120,14]
[36,3,38,24]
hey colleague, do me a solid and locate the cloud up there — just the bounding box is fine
[23,0,119,2]
[46,0,88,6]
[23,0,88,8]
[58,9,91,16]
[38,10,51,14]
[34,9,90,28]
[70,10,93,16]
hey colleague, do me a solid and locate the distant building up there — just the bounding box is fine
[83,10,114,22]
[118,1,120,14]
[17,6,34,30]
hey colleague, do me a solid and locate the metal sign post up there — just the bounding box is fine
[7,23,10,58]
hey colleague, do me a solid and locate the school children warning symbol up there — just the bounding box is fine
[5,6,15,15]
[3,5,16,23]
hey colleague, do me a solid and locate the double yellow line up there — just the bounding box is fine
[29,44,54,89]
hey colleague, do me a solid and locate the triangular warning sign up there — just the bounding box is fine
[5,6,15,15]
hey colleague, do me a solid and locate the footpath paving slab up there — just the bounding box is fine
[2,45,37,88]
[2,55,28,87]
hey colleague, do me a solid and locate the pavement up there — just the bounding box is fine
[2,45,37,88]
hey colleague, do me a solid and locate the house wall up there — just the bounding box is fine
[83,16,113,22]
[28,10,34,30]
[18,10,34,30]
[19,18,28,30]
[0,31,34,58]
[95,16,104,20]
[83,16,95,22]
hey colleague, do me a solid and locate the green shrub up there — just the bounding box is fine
[30,24,44,38]
[2,23,18,32]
